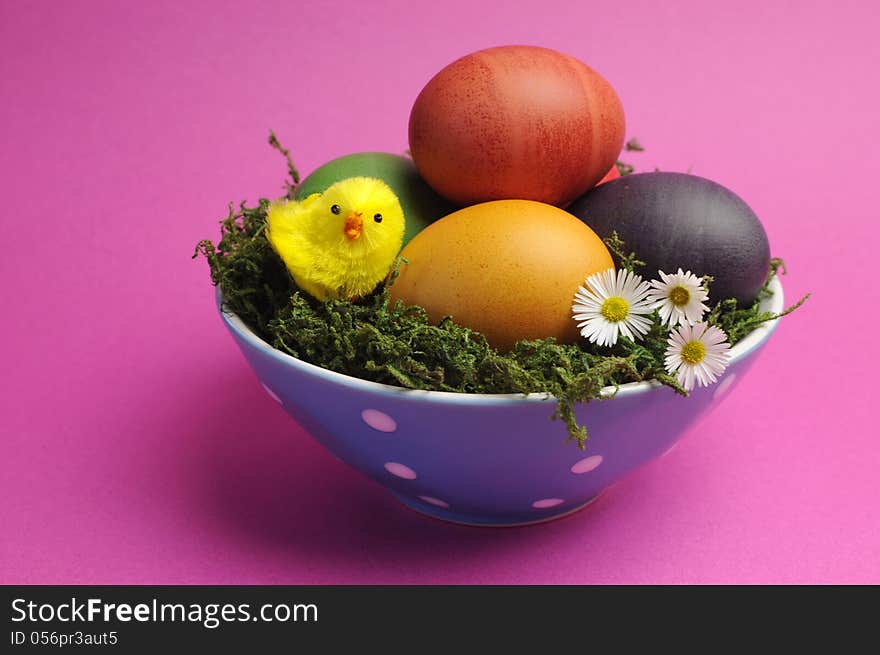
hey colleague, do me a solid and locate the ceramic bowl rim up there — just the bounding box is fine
[218,276,784,406]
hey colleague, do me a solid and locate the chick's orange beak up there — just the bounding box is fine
[344,212,363,241]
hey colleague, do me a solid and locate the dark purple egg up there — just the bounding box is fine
[567,172,771,305]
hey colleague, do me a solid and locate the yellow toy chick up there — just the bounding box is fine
[266,177,405,301]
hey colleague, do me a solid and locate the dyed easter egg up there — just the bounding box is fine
[408,46,626,207]
[296,152,456,244]
[597,164,621,186]
[567,172,771,305]
[388,200,614,352]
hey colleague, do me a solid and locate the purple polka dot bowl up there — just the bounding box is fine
[218,277,783,527]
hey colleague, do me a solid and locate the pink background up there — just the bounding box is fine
[2,0,877,584]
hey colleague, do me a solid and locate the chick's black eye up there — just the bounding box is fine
[373,213,383,223]
[330,204,341,215]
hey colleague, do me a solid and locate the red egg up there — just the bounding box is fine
[408,46,625,207]
[597,163,621,186]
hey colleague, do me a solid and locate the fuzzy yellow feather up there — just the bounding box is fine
[266,177,406,301]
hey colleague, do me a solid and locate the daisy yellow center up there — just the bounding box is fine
[681,340,706,365]
[669,285,691,306]
[600,296,629,322]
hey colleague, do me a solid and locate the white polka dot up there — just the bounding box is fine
[713,372,737,400]
[261,383,282,404]
[384,462,417,480]
[362,409,397,433]
[571,455,603,474]
[532,498,564,509]
[418,495,450,508]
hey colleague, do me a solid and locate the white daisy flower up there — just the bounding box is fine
[664,322,731,391]
[647,268,710,326]
[572,268,653,347]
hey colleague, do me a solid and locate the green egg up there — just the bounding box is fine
[295,152,457,245]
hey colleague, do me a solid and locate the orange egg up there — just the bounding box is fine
[408,46,626,207]
[388,200,614,352]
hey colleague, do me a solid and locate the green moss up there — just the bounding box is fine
[615,137,644,176]
[194,137,807,448]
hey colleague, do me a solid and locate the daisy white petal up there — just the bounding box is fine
[647,268,710,326]
[664,322,732,391]
[571,268,653,346]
